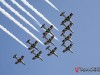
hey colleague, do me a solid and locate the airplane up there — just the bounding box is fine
[62,43,73,53]
[31,50,43,61]
[46,46,58,57]
[61,33,73,46]
[13,54,25,65]
[60,22,73,36]
[26,39,39,51]
[60,12,73,25]
[44,35,55,45]
[41,24,54,38]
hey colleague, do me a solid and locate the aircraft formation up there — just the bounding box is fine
[60,12,74,53]
[13,12,74,65]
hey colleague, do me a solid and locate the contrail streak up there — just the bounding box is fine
[10,0,58,40]
[0,25,28,48]
[11,0,40,27]
[11,0,59,41]
[11,0,58,40]
[1,0,39,32]
[21,0,59,31]
[45,0,60,12]
[0,7,44,45]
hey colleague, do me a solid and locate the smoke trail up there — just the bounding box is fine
[45,0,60,12]
[21,0,59,31]
[0,25,28,48]
[10,0,59,40]
[0,7,44,45]
[11,0,41,27]
[1,0,39,32]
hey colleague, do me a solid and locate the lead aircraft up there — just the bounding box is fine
[60,12,73,25]
[31,50,43,61]
[41,24,54,38]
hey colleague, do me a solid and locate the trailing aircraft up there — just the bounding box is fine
[41,24,54,38]
[26,39,39,51]
[13,54,25,65]
[31,50,43,61]
[46,46,58,57]
[44,35,55,45]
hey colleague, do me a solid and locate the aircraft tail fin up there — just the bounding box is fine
[26,39,30,43]
[46,46,50,50]
[41,24,45,28]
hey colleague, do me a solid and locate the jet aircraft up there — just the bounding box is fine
[60,22,73,36]
[41,24,54,38]
[62,43,73,53]
[46,46,58,57]
[13,54,25,65]
[31,50,43,61]
[26,39,39,51]
[44,35,55,45]
[61,33,73,46]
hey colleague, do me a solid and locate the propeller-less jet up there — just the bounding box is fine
[26,39,39,51]
[41,24,54,38]
[31,50,43,61]
[60,12,73,25]
[46,46,58,57]
[62,43,73,53]
[13,54,25,65]
[44,35,55,45]
[61,33,73,46]
[60,22,73,36]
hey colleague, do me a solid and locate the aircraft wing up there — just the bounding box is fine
[15,60,25,65]
[20,56,24,60]
[28,46,33,50]
[42,32,48,38]
[39,57,43,61]
[32,57,37,60]
[21,61,25,65]
[44,40,50,45]
[49,31,53,35]
[50,41,55,46]
[54,53,58,57]
[47,52,58,57]
[34,41,38,45]
[47,53,52,56]
[69,49,73,53]
[15,60,20,64]
[38,51,42,56]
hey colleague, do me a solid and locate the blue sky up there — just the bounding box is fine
[0,0,100,75]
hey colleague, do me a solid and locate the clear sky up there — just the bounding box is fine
[0,0,100,75]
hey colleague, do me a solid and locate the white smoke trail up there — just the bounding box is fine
[11,0,59,41]
[0,25,28,48]
[1,0,39,32]
[11,0,41,27]
[0,7,44,45]
[21,0,59,31]
[11,0,59,40]
[45,0,60,12]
